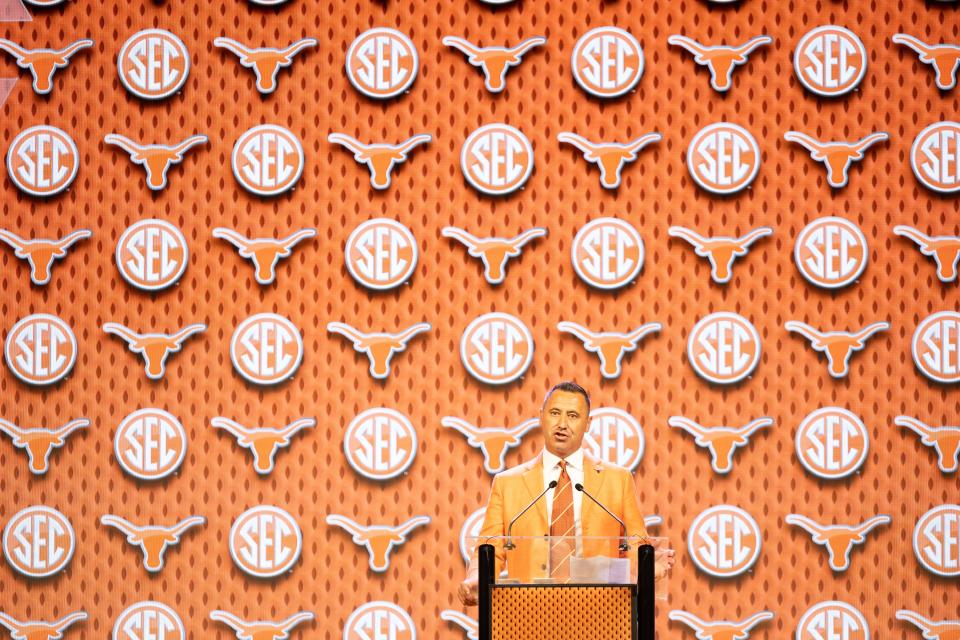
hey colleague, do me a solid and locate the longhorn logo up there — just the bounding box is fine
[668,610,774,640]
[794,216,868,289]
[112,602,185,640]
[585,407,645,470]
[117,29,190,100]
[345,218,418,290]
[4,314,77,386]
[114,408,188,481]
[571,217,645,290]
[2,506,75,578]
[896,610,960,640]
[461,123,534,196]
[667,34,773,92]
[6,125,79,197]
[893,33,960,91]
[441,416,539,474]
[0,417,88,475]
[100,514,205,573]
[104,133,207,191]
[0,38,93,95]
[556,321,661,379]
[327,321,430,380]
[668,416,773,474]
[232,124,305,197]
[785,514,891,571]
[103,322,205,380]
[911,311,960,383]
[343,408,418,481]
[0,228,91,285]
[796,601,870,640]
[440,611,478,640]
[893,225,960,282]
[0,611,87,640]
[783,131,888,189]
[345,28,418,99]
[328,132,431,190]
[115,219,189,291]
[668,226,773,284]
[210,610,315,640]
[212,227,317,285]
[442,35,545,93]
[910,121,960,194]
[571,26,644,98]
[914,504,960,576]
[895,416,960,473]
[229,505,303,578]
[230,313,304,385]
[793,26,868,97]
[326,514,430,572]
[784,320,890,378]
[211,416,316,474]
[213,36,317,94]
[687,505,761,578]
[460,312,534,385]
[441,226,547,285]
[344,602,416,640]
[687,312,761,385]
[795,407,869,480]
[686,122,761,195]
[557,131,661,189]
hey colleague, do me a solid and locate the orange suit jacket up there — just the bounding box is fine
[468,451,648,582]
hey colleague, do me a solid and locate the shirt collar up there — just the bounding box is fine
[543,447,584,472]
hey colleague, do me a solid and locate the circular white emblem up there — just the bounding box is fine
[687,505,762,578]
[230,313,304,385]
[3,505,75,578]
[4,313,78,386]
[112,602,185,640]
[793,217,868,289]
[343,602,417,640]
[114,408,188,481]
[344,218,418,290]
[571,27,644,98]
[343,408,418,481]
[460,312,534,385]
[796,601,870,640]
[913,504,960,577]
[460,124,534,196]
[117,29,190,100]
[345,28,418,99]
[115,219,189,291]
[231,124,305,197]
[794,407,869,479]
[793,26,868,97]
[910,121,960,194]
[585,407,644,471]
[6,125,79,197]
[687,312,761,384]
[229,505,303,578]
[571,217,645,289]
[686,123,761,194]
[912,311,960,384]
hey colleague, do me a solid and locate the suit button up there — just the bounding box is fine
[540,564,547,570]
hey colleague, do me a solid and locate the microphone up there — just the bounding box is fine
[575,483,630,551]
[505,480,557,550]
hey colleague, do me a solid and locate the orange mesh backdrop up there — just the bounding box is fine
[1,0,958,638]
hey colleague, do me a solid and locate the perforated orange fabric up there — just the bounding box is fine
[492,586,633,639]
[0,0,958,638]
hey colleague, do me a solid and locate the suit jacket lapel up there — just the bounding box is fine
[582,452,607,535]
[519,453,547,530]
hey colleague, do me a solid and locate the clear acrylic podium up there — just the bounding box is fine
[468,536,668,640]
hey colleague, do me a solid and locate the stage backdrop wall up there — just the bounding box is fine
[0,0,957,638]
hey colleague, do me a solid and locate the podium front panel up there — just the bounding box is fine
[491,585,633,640]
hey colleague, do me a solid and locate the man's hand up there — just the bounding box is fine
[458,578,479,606]
[654,548,677,580]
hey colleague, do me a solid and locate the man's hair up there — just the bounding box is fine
[543,381,591,413]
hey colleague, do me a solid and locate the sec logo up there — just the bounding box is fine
[2,506,75,578]
[459,508,486,565]
[115,219,188,291]
[6,125,79,197]
[571,27,644,98]
[112,602,185,640]
[346,28,418,99]
[584,407,644,471]
[793,26,867,97]
[229,505,302,578]
[794,217,868,289]
[686,122,760,195]
[795,601,870,640]
[910,121,960,194]
[4,313,77,386]
[230,313,304,385]
[344,408,417,481]
[460,312,534,385]
[687,312,761,384]
[687,505,761,578]
[117,29,190,100]
[912,311,960,383]
[571,217,644,290]
[913,504,960,577]
[114,408,187,481]
[344,602,416,640]
[232,124,305,196]
[344,218,418,290]
[794,407,869,479]
[460,124,534,196]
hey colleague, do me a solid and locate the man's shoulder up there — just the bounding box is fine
[586,454,635,480]
[492,454,542,481]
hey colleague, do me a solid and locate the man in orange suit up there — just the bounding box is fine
[459,381,674,605]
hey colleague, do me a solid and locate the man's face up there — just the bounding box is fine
[540,390,590,459]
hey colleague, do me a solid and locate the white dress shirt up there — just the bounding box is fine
[543,447,584,538]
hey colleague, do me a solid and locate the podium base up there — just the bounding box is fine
[491,584,634,640]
